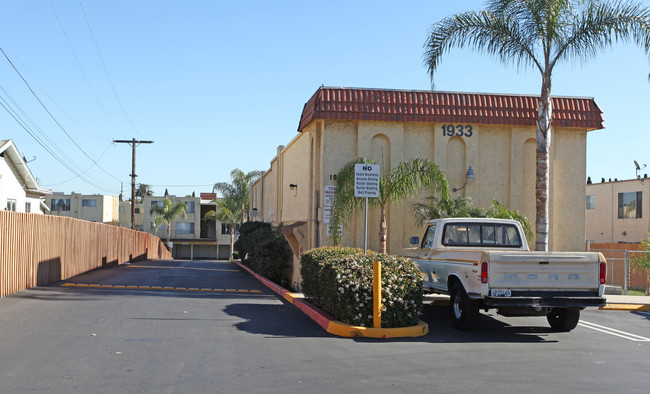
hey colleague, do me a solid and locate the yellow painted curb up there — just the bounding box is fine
[284,292,303,303]
[326,320,429,338]
[600,304,650,312]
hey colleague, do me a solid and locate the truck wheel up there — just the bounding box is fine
[450,283,479,330]
[547,308,580,332]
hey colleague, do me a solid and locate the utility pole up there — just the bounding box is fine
[114,138,153,230]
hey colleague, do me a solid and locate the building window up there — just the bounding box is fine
[119,206,125,212]
[221,223,240,235]
[151,201,161,209]
[586,195,596,210]
[618,191,642,219]
[6,199,16,211]
[176,222,195,234]
[135,208,141,214]
[51,199,70,211]
[25,202,31,212]
[82,199,97,207]
[186,201,195,214]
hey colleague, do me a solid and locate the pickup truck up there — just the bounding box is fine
[405,218,606,331]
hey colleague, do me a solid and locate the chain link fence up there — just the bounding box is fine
[587,244,650,295]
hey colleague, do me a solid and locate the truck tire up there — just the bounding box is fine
[450,283,479,330]
[547,308,580,332]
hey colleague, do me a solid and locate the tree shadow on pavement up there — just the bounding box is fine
[224,302,331,338]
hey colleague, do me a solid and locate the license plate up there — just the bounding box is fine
[491,288,511,297]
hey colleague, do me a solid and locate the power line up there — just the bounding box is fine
[0,45,123,183]
[49,0,119,131]
[79,1,141,137]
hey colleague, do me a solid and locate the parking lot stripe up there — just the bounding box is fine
[579,320,650,342]
[59,283,265,295]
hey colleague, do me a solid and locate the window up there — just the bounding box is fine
[586,195,596,210]
[221,223,240,235]
[119,206,125,212]
[134,208,141,214]
[176,222,194,234]
[186,201,195,214]
[51,199,70,211]
[442,222,522,247]
[421,223,437,248]
[25,202,31,213]
[618,192,642,219]
[6,199,16,211]
[151,200,161,209]
[82,199,97,207]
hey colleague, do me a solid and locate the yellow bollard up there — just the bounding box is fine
[373,260,381,328]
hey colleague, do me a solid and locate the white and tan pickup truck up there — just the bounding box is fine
[405,218,607,331]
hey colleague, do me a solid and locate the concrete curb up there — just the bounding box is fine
[235,261,429,338]
[600,304,650,312]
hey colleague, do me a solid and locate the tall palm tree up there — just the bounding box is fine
[135,183,154,202]
[204,196,239,259]
[213,169,263,224]
[330,157,449,253]
[424,0,650,251]
[149,197,187,246]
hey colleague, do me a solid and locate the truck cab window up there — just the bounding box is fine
[421,224,436,249]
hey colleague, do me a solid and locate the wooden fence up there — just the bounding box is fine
[0,210,171,298]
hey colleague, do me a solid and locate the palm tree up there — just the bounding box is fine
[149,197,187,246]
[213,169,263,224]
[424,0,650,251]
[135,183,154,202]
[412,196,534,243]
[204,196,239,259]
[330,157,449,253]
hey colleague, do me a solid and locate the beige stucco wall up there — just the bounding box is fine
[586,179,650,243]
[251,119,592,256]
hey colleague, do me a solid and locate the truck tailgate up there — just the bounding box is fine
[485,251,601,291]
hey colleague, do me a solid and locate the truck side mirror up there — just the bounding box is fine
[409,236,419,246]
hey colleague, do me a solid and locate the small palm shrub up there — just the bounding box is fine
[301,247,423,328]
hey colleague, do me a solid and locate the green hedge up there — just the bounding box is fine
[236,221,292,286]
[300,247,423,328]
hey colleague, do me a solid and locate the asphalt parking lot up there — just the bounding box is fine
[0,259,648,393]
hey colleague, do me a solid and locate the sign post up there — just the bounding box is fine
[354,163,380,253]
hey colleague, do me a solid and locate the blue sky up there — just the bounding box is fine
[1,0,648,198]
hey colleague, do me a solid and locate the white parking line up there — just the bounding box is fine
[579,320,650,342]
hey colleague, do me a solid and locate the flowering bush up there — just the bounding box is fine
[300,247,423,328]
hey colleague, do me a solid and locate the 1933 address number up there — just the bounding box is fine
[442,124,473,137]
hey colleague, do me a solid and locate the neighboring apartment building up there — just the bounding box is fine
[0,139,50,213]
[119,200,144,230]
[44,192,119,225]
[251,87,604,289]
[119,193,232,259]
[586,176,649,244]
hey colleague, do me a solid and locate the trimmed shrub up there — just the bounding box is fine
[236,221,292,285]
[301,247,423,328]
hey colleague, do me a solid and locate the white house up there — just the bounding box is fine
[0,139,50,213]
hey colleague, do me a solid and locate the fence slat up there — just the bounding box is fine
[0,211,171,298]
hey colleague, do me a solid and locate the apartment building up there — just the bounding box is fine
[252,87,604,278]
[0,139,49,213]
[119,193,232,259]
[586,176,649,244]
[45,193,119,225]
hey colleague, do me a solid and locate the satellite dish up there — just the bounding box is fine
[634,160,647,180]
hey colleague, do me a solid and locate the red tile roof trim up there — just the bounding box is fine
[298,87,604,132]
